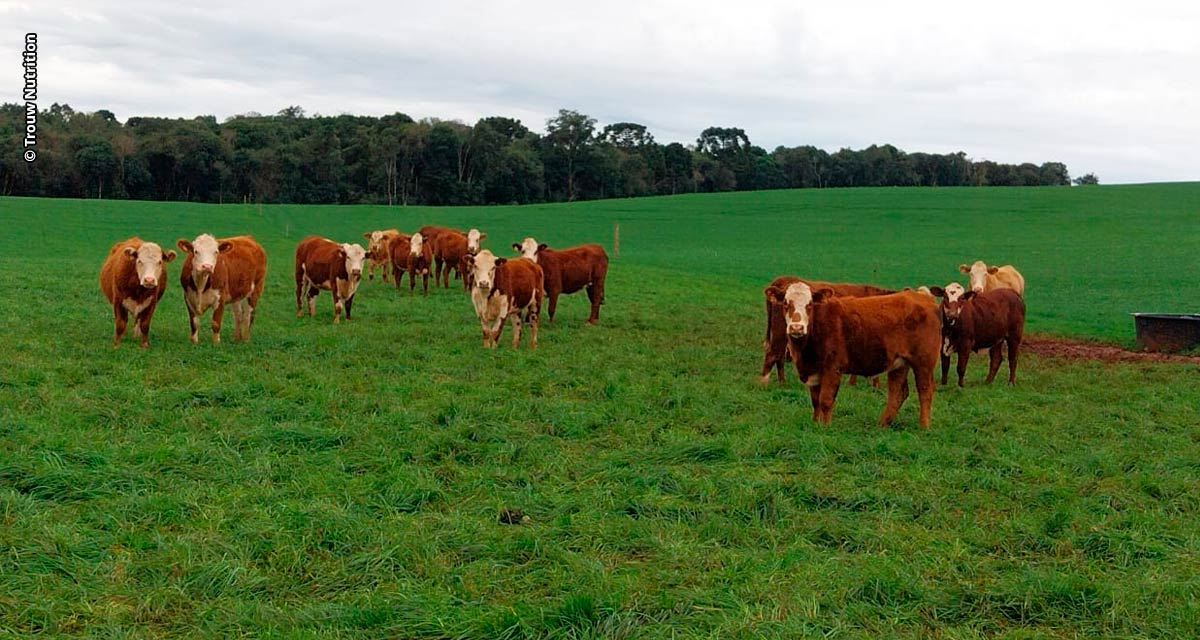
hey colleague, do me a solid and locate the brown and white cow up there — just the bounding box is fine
[929,283,1026,387]
[458,228,486,289]
[386,232,413,290]
[294,236,368,323]
[363,229,401,282]
[959,260,1025,297]
[760,275,897,384]
[99,237,177,348]
[512,237,608,324]
[464,249,543,349]
[177,234,267,344]
[432,230,469,289]
[407,232,434,295]
[765,282,941,427]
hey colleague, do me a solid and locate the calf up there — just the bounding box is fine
[407,232,434,295]
[98,237,177,347]
[177,234,267,344]
[513,237,608,324]
[294,236,368,323]
[929,283,1026,387]
[960,260,1025,297]
[766,283,941,427]
[363,229,401,282]
[432,231,470,289]
[465,250,543,348]
[760,276,896,384]
[387,232,413,289]
[458,228,486,289]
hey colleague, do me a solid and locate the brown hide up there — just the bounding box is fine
[760,276,896,384]
[387,233,413,289]
[294,236,357,321]
[408,237,434,296]
[535,243,609,324]
[432,232,469,288]
[478,257,543,349]
[179,235,267,343]
[98,237,175,347]
[937,288,1026,386]
[785,290,941,427]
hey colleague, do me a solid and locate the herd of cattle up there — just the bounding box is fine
[98,227,1025,427]
[759,261,1026,427]
[97,225,610,351]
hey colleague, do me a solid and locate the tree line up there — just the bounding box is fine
[0,103,1090,205]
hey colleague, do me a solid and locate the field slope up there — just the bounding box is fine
[1,185,1198,638]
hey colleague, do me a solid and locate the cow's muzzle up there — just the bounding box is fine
[141,277,157,287]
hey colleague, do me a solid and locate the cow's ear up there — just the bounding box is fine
[495,257,507,266]
[987,266,999,274]
[218,241,234,253]
[511,243,522,252]
[962,290,977,301]
[478,233,487,239]
[537,243,548,253]
[124,247,138,258]
[812,287,835,303]
[928,286,946,298]
[363,232,372,239]
[764,285,784,303]
[958,264,969,273]
[163,250,178,263]
[176,239,193,254]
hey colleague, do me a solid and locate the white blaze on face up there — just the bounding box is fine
[189,233,221,275]
[470,249,500,290]
[966,261,990,293]
[782,282,815,338]
[519,237,539,261]
[467,228,482,253]
[132,242,168,288]
[941,282,967,323]
[341,243,367,278]
[409,232,424,258]
[943,282,965,303]
[367,231,386,257]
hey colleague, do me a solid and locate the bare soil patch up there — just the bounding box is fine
[1024,335,1200,364]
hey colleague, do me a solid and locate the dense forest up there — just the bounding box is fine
[0,103,1091,205]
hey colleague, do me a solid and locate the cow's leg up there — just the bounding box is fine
[816,374,841,424]
[393,264,403,290]
[186,303,201,344]
[112,303,129,346]
[915,366,934,427]
[332,291,343,324]
[529,308,539,349]
[547,291,559,324]
[246,283,262,339]
[510,313,523,348]
[587,271,605,324]
[307,286,319,317]
[759,346,779,385]
[295,275,304,317]
[985,343,1004,383]
[848,375,858,386]
[211,299,227,344]
[135,307,155,348]
[422,272,429,296]
[880,366,911,427]
[940,352,950,385]
[1007,334,1021,384]
[808,384,821,422]
[344,294,354,321]
[956,347,971,388]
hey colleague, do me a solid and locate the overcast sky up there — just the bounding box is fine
[3,0,1197,183]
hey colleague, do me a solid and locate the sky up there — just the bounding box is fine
[3,0,1198,183]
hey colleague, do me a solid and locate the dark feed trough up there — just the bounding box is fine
[1131,313,1200,353]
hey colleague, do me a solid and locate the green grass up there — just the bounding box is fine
[1,185,1199,638]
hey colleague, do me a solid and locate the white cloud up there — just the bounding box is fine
[2,0,1197,182]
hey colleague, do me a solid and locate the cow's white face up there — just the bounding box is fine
[468,249,505,291]
[125,242,176,288]
[518,237,539,261]
[341,243,366,279]
[467,228,483,254]
[181,234,227,277]
[409,232,424,258]
[962,261,990,293]
[781,282,816,338]
[366,230,387,258]
[937,282,972,325]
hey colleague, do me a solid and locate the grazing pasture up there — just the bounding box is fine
[1,184,1198,637]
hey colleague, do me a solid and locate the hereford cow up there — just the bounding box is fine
[765,282,941,427]
[512,237,608,324]
[458,228,486,288]
[386,232,413,289]
[959,260,1025,297]
[177,234,267,344]
[363,229,401,282]
[99,237,177,347]
[294,236,368,323]
[929,283,1026,387]
[407,232,434,295]
[464,249,543,348]
[432,231,469,289]
[760,275,896,384]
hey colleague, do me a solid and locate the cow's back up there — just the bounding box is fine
[990,266,1025,297]
[819,291,942,375]
[965,288,1026,346]
[295,236,342,285]
[542,244,608,292]
[219,236,268,299]
[498,258,543,308]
